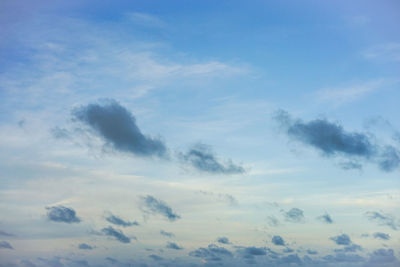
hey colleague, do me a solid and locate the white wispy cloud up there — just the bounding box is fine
[362,42,400,62]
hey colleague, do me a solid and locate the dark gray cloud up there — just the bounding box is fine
[189,244,233,262]
[275,110,375,157]
[317,213,333,224]
[0,241,13,249]
[78,243,93,250]
[101,226,131,243]
[373,232,390,240]
[179,143,244,174]
[46,206,81,223]
[106,214,139,227]
[166,242,183,250]
[330,234,351,245]
[160,230,175,238]
[141,195,180,221]
[72,99,166,157]
[275,110,400,172]
[217,237,231,244]
[0,230,14,237]
[271,235,285,246]
[284,208,304,223]
[365,211,398,230]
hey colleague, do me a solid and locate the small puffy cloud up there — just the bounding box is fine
[140,195,180,221]
[72,99,166,157]
[217,237,231,244]
[106,214,139,227]
[334,244,363,253]
[373,232,390,240]
[51,127,70,139]
[365,211,399,230]
[266,215,280,227]
[284,208,304,223]
[101,226,131,243]
[239,246,267,258]
[78,243,93,250]
[179,143,244,174]
[330,234,352,245]
[339,161,363,170]
[160,230,175,238]
[189,244,233,261]
[166,242,183,250]
[272,235,285,246]
[46,206,81,223]
[0,241,13,249]
[317,213,333,224]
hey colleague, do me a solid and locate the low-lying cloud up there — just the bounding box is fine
[101,226,131,243]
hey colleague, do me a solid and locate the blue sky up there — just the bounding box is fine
[0,1,399,266]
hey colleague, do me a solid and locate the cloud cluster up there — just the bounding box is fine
[160,230,175,238]
[72,99,166,157]
[317,213,333,224]
[272,235,285,246]
[179,143,245,174]
[78,243,93,250]
[166,241,183,250]
[274,110,400,172]
[46,206,81,223]
[373,232,390,240]
[330,234,352,245]
[217,237,231,244]
[140,195,180,221]
[189,244,233,262]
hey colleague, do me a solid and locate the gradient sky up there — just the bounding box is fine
[0,1,400,266]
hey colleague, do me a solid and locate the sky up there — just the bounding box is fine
[0,0,399,266]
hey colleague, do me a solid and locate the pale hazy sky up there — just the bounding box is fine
[0,1,399,266]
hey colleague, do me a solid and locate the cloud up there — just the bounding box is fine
[51,127,70,139]
[334,244,363,253]
[373,232,390,240]
[78,243,93,250]
[105,257,118,264]
[315,79,387,106]
[339,161,363,170]
[149,254,163,261]
[275,110,375,158]
[101,226,131,243]
[363,42,400,62]
[284,208,304,223]
[317,213,333,224]
[275,110,400,172]
[189,244,233,261]
[323,253,364,263]
[166,242,183,250]
[217,237,231,244]
[46,206,81,223]
[179,143,244,174]
[266,215,280,227]
[367,248,398,265]
[140,195,180,221]
[279,254,302,265]
[127,12,166,28]
[271,235,285,246]
[72,99,166,157]
[365,211,399,230]
[106,214,139,227]
[379,145,400,172]
[0,230,14,237]
[160,230,175,238]
[307,249,318,255]
[330,234,352,245]
[0,241,13,249]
